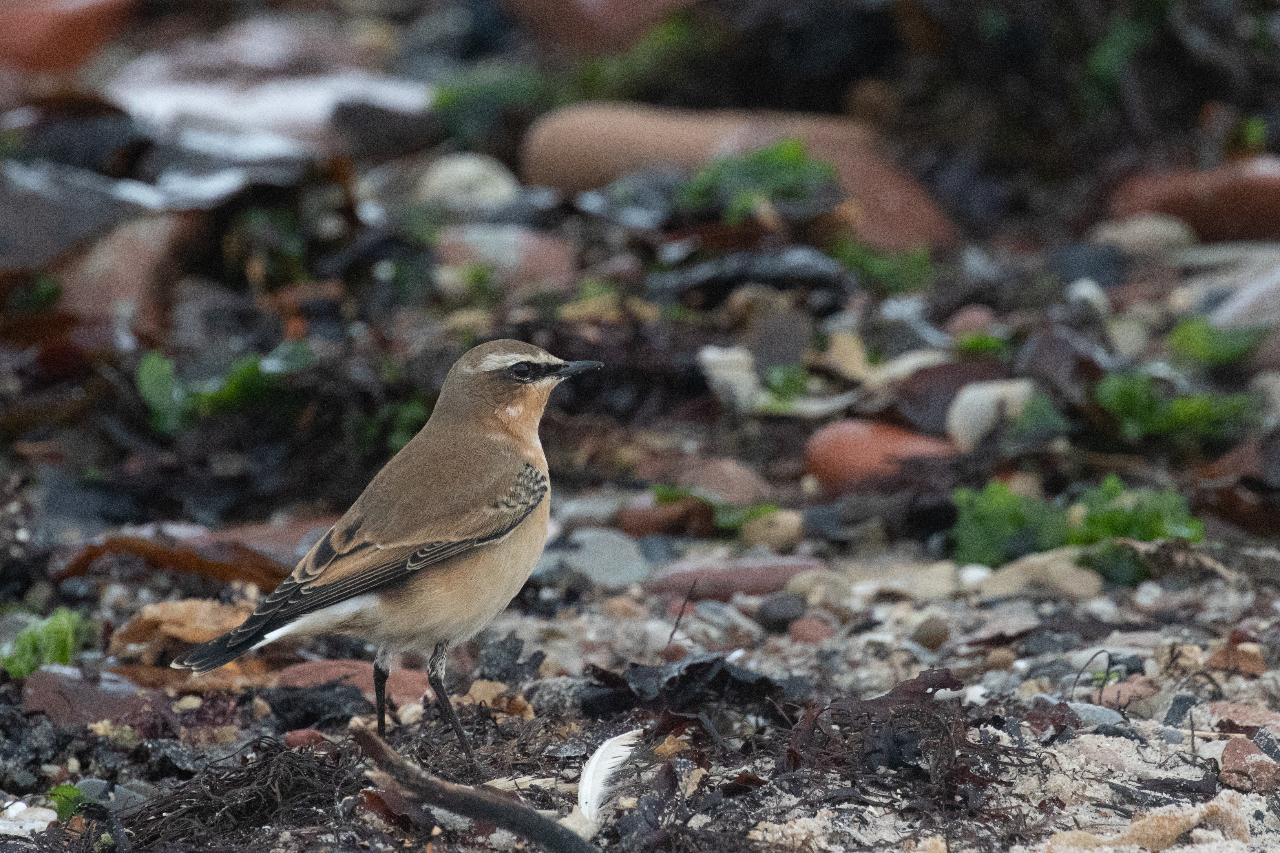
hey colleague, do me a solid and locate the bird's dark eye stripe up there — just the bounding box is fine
[507,361,554,381]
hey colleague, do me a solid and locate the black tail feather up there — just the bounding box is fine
[171,630,260,674]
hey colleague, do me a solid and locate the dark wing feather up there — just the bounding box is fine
[175,463,547,672]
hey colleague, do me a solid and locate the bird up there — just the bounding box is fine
[172,339,602,757]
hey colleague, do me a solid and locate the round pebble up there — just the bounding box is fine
[755,592,807,633]
[912,616,949,651]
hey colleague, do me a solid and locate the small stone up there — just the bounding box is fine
[1067,702,1125,728]
[614,497,717,538]
[557,528,651,589]
[1090,213,1196,256]
[1065,278,1111,315]
[741,509,805,553]
[1092,674,1160,709]
[413,152,520,210]
[978,547,1103,602]
[787,616,834,645]
[1164,693,1199,727]
[679,457,774,505]
[1221,738,1279,794]
[912,616,949,651]
[945,378,1037,452]
[1204,643,1268,677]
[985,647,1016,671]
[755,592,807,633]
[804,419,953,495]
[943,304,997,338]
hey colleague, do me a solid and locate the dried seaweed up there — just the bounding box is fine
[117,737,365,851]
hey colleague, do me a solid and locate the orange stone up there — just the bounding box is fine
[0,0,137,72]
[804,419,953,494]
[1112,156,1280,242]
[520,103,958,253]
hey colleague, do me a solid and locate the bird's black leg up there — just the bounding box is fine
[428,641,475,762]
[373,658,389,738]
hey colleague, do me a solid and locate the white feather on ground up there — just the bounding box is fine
[560,729,643,838]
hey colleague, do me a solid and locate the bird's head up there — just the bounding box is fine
[435,339,602,437]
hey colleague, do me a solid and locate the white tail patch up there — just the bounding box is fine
[560,729,643,838]
[251,594,379,650]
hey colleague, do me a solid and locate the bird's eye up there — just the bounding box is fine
[509,362,534,381]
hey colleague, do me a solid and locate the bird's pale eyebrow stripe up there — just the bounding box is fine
[476,352,561,372]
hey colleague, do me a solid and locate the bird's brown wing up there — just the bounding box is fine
[177,462,547,670]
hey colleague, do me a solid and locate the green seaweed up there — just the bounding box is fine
[828,238,933,297]
[1166,317,1267,367]
[677,139,839,225]
[1095,370,1257,450]
[3,608,93,680]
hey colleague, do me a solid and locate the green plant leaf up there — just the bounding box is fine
[47,784,84,821]
[135,352,188,435]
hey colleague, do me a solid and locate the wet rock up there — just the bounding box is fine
[646,555,825,601]
[891,359,1009,436]
[550,528,651,589]
[1220,738,1279,794]
[804,419,953,495]
[945,378,1037,452]
[1090,214,1196,257]
[1113,156,1280,242]
[522,103,957,252]
[75,777,147,812]
[22,665,158,727]
[754,592,807,633]
[741,509,804,553]
[476,634,545,685]
[0,0,136,72]
[1163,693,1199,727]
[260,679,373,731]
[284,728,329,750]
[131,738,198,780]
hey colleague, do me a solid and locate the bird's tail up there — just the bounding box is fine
[171,630,256,674]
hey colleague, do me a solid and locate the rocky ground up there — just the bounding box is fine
[4,1,1280,852]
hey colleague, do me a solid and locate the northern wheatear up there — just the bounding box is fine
[173,340,601,756]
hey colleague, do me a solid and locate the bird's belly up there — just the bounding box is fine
[376,509,548,652]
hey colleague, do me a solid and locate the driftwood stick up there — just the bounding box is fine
[351,723,599,853]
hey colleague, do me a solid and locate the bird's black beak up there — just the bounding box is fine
[554,360,603,379]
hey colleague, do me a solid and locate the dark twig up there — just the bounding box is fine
[352,723,599,853]
[664,580,698,650]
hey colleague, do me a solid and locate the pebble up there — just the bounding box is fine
[1112,154,1280,242]
[647,555,825,600]
[413,152,520,210]
[1065,278,1111,315]
[754,592,807,633]
[911,616,949,651]
[804,419,953,495]
[1221,738,1280,794]
[0,802,57,837]
[556,528,652,589]
[1089,213,1196,256]
[944,378,1037,452]
[787,616,835,645]
[1047,243,1126,290]
[741,509,804,553]
[1067,702,1125,727]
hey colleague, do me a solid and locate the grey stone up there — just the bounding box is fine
[755,592,807,633]
[558,528,651,588]
[1067,702,1125,727]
